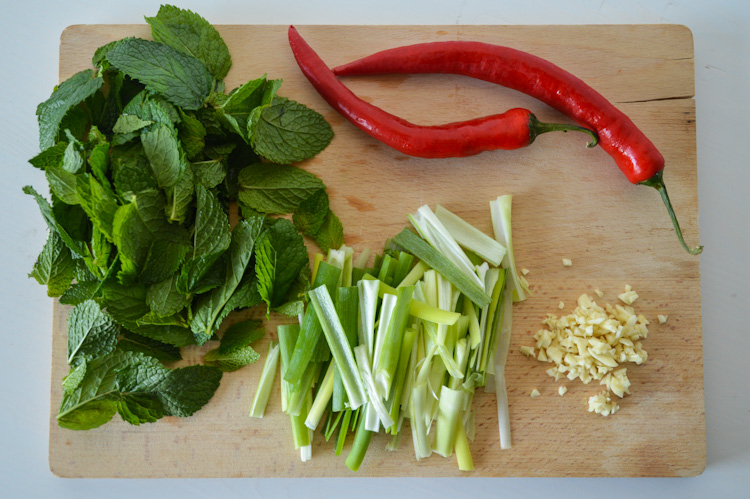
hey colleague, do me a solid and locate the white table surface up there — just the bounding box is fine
[1,0,747,497]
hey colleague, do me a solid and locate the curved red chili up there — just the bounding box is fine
[333,40,702,255]
[287,26,596,159]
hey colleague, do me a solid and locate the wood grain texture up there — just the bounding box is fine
[50,24,704,478]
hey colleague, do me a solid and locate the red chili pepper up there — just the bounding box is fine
[288,26,596,159]
[333,40,702,255]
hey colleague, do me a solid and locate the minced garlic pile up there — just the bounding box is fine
[521,286,650,416]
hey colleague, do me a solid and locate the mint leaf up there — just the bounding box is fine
[117,394,164,425]
[122,91,177,125]
[141,123,185,189]
[165,166,194,224]
[251,97,333,163]
[113,114,153,134]
[127,323,195,348]
[76,174,119,242]
[204,319,263,372]
[59,281,100,306]
[112,189,189,283]
[46,165,80,206]
[29,142,67,170]
[146,274,188,317]
[216,76,267,140]
[155,364,222,417]
[255,218,309,313]
[146,5,231,81]
[62,361,87,394]
[101,279,149,323]
[293,188,329,236]
[67,300,119,364]
[177,109,206,160]
[29,231,75,297]
[57,351,137,430]
[193,184,231,258]
[237,163,324,214]
[191,216,264,344]
[36,69,103,149]
[140,239,190,286]
[106,38,212,110]
[310,209,344,253]
[191,158,226,188]
[24,186,87,258]
[117,330,182,363]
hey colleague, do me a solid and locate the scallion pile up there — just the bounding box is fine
[250,196,527,471]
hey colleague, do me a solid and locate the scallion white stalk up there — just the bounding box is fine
[304,361,335,430]
[249,341,280,418]
[308,285,366,410]
[434,204,507,267]
[490,195,530,302]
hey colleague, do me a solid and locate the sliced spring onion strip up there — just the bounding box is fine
[285,262,341,385]
[409,383,432,460]
[375,285,414,395]
[409,205,484,290]
[309,285,367,410]
[249,341,280,418]
[490,195,529,302]
[357,278,380,358]
[398,260,429,288]
[454,417,474,471]
[393,228,490,308]
[354,345,395,430]
[433,385,465,458]
[345,409,374,472]
[305,361,335,430]
[494,288,514,450]
[435,204,507,267]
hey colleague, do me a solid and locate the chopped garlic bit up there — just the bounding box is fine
[520,345,536,358]
[658,314,668,324]
[594,288,604,298]
[562,258,573,267]
[521,268,530,276]
[524,288,650,415]
[558,386,568,396]
[618,284,639,305]
[530,388,541,398]
[558,301,565,310]
[588,391,619,416]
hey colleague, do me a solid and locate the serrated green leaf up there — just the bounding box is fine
[216,76,267,140]
[146,5,231,80]
[146,274,188,317]
[293,188,329,236]
[67,300,119,364]
[193,184,231,257]
[113,114,153,134]
[237,163,324,214]
[204,318,263,372]
[62,360,87,394]
[139,239,190,286]
[191,216,264,344]
[310,209,344,253]
[251,97,333,163]
[117,394,165,425]
[191,159,226,189]
[29,231,75,297]
[141,123,185,189]
[29,142,67,170]
[77,174,119,242]
[112,189,189,283]
[254,218,309,313]
[154,365,222,417]
[117,330,182,363]
[37,69,103,149]
[24,186,87,258]
[177,109,206,160]
[59,281,100,306]
[106,38,212,110]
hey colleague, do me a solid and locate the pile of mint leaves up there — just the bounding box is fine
[26,5,343,431]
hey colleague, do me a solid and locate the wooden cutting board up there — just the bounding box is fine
[49,24,704,478]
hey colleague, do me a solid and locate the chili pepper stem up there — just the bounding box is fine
[528,114,598,148]
[640,171,703,255]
